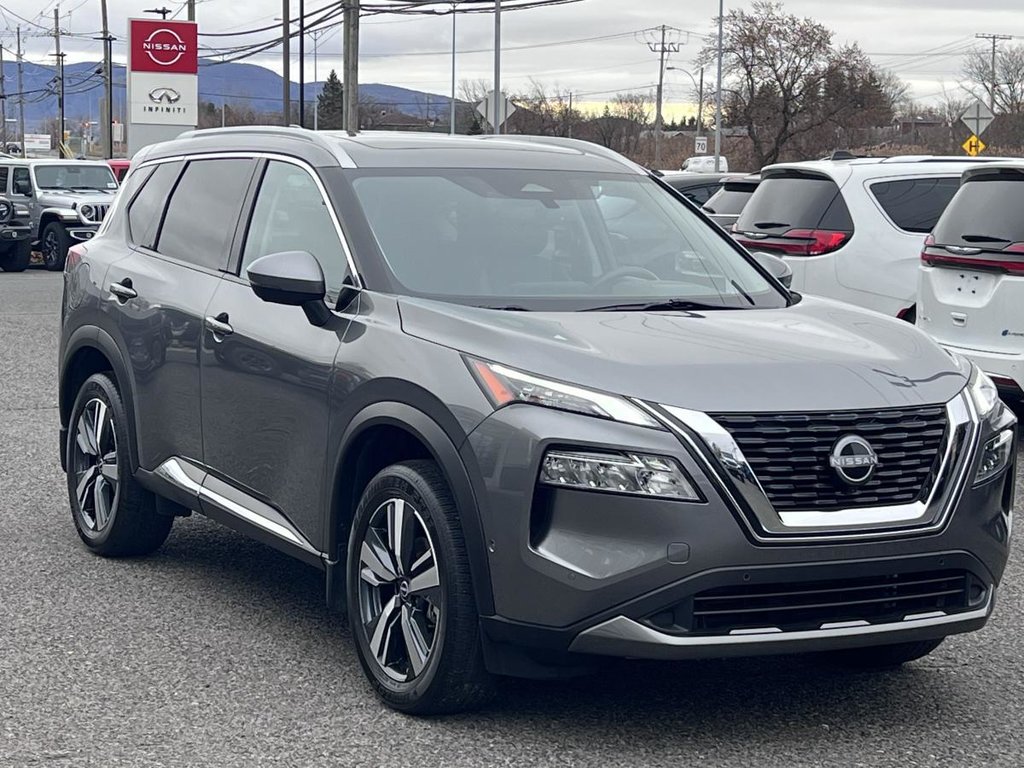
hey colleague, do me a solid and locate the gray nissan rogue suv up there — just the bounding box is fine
[58,128,1017,715]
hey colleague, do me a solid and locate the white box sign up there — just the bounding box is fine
[129,71,198,127]
[24,133,52,152]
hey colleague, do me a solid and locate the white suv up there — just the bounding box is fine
[733,157,996,319]
[918,162,1024,402]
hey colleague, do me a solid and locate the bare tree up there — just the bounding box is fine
[961,44,1024,114]
[699,1,899,166]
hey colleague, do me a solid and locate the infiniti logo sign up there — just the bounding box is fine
[148,87,181,105]
[829,434,879,485]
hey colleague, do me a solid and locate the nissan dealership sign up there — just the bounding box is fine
[127,19,198,154]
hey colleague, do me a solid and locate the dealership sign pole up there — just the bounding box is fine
[126,18,199,156]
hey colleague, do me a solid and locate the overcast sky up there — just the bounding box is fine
[2,0,1021,110]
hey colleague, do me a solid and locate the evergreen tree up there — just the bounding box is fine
[317,70,345,130]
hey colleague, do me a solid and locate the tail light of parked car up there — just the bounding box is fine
[735,229,849,257]
[921,234,1024,274]
[65,244,87,271]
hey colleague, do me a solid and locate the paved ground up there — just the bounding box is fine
[2,270,1023,768]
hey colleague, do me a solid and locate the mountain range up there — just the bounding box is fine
[1,59,455,130]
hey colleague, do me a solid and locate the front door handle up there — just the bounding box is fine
[109,279,137,302]
[205,313,234,338]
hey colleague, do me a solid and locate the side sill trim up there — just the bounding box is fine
[153,457,321,557]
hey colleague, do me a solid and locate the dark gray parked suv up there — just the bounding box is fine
[59,128,1017,714]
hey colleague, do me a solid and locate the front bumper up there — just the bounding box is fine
[466,400,1015,668]
[66,226,100,242]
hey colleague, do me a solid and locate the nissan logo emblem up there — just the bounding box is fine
[142,28,188,67]
[829,435,879,485]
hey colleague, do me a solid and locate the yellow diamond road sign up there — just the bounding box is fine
[963,134,986,157]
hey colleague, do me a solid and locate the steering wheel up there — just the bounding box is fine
[591,266,660,292]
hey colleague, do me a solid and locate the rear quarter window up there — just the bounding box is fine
[869,177,960,233]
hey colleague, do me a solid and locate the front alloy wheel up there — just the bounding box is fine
[347,460,493,714]
[358,497,442,682]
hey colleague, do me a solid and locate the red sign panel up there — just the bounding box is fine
[130,19,198,74]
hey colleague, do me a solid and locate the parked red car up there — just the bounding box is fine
[107,159,131,183]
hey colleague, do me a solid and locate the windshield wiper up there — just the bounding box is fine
[477,304,532,311]
[730,279,755,306]
[961,233,1012,243]
[581,298,725,313]
[754,221,790,229]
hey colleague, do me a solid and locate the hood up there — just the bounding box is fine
[39,189,117,207]
[398,296,968,413]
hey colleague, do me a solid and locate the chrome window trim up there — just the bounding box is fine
[635,392,980,543]
[568,591,993,657]
[134,151,363,289]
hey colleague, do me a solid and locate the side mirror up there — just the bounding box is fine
[246,250,331,326]
[751,251,793,289]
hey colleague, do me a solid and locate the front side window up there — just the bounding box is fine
[870,177,960,233]
[347,168,787,310]
[157,158,255,271]
[33,164,117,191]
[242,161,348,298]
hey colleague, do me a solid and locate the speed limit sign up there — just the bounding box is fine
[694,136,708,154]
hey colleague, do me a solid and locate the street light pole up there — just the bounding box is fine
[713,0,724,172]
[492,0,501,134]
[450,3,457,134]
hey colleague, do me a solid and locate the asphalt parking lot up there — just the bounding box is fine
[2,270,1023,768]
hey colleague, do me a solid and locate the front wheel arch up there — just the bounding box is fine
[328,402,495,617]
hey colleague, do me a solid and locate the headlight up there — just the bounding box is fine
[467,357,660,428]
[975,429,1014,485]
[79,204,95,221]
[541,450,701,500]
[967,365,1001,420]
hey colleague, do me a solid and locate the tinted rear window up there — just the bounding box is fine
[870,177,960,233]
[735,175,852,233]
[932,176,1024,246]
[704,188,753,215]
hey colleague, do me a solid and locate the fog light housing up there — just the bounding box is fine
[540,450,701,501]
[975,429,1014,485]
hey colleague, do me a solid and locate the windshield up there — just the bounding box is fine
[347,169,788,311]
[34,164,118,191]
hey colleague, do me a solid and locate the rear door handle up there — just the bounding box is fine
[109,280,137,302]
[205,313,234,338]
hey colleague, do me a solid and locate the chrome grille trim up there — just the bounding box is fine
[636,392,980,542]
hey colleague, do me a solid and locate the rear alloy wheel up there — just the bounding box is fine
[825,638,944,669]
[67,373,173,556]
[348,460,493,714]
[41,221,72,271]
[0,241,31,272]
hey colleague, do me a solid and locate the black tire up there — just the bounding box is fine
[0,241,31,272]
[347,460,494,715]
[41,221,72,271]
[66,372,173,557]
[825,638,944,669]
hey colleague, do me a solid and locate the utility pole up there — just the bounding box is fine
[1,43,6,150]
[344,0,360,132]
[713,0,724,172]
[187,0,196,21]
[282,1,290,124]
[16,27,25,157]
[492,0,501,134]
[975,33,1011,112]
[298,0,305,127]
[697,67,704,133]
[646,25,680,167]
[54,8,66,159]
[99,0,113,158]
[567,91,573,138]
[449,2,456,135]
